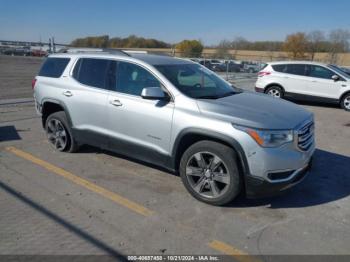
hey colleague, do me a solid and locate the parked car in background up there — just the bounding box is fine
[255,61,350,111]
[242,61,266,73]
[3,47,32,56]
[329,64,350,77]
[32,49,48,57]
[225,60,241,72]
[210,59,225,72]
[340,67,350,76]
[198,59,213,70]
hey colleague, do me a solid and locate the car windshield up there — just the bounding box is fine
[155,63,237,99]
[328,64,350,78]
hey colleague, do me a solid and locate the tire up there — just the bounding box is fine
[179,141,241,206]
[340,93,350,111]
[265,86,284,99]
[45,111,79,153]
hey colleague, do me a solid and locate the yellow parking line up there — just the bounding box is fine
[5,146,154,217]
[208,240,261,262]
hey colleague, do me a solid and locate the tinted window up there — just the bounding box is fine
[308,65,334,79]
[116,62,161,96]
[272,64,288,73]
[39,58,70,78]
[286,64,306,76]
[73,58,110,89]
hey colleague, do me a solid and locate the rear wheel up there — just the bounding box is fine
[341,93,350,111]
[265,86,284,98]
[179,141,241,206]
[45,111,79,152]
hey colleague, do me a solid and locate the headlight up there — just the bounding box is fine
[233,124,293,147]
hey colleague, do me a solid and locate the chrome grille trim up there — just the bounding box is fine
[296,121,314,151]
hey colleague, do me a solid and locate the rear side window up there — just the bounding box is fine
[272,64,288,73]
[38,58,70,78]
[273,64,307,76]
[73,58,111,89]
[286,64,307,76]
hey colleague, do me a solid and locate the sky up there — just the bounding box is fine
[0,0,349,45]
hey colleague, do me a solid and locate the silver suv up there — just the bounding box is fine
[33,49,315,206]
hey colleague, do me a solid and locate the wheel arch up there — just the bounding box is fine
[41,99,73,128]
[340,90,350,101]
[171,128,250,179]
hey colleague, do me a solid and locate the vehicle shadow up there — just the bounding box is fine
[0,125,21,142]
[78,145,350,208]
[78,145,175,175]
[231,148,350,209]
[286,99,340,109]
[0,180,127,261]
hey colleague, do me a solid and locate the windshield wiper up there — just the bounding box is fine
[196,95,221,99]
[218,91,237,98]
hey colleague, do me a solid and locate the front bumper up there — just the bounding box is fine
[245,158,312,198]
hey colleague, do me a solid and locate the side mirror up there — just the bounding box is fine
[141,87,166,100]
[332,75,340,81]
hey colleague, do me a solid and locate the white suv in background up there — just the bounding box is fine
[255,61,350,111]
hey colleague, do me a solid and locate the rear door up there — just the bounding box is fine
[106,60,174,163]
[273,64,310,96]
[63,57,112,147]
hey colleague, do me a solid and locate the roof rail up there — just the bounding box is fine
[123,50,148,54]
[59,47,130,56]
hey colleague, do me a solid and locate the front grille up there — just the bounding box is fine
[297,121,314,151]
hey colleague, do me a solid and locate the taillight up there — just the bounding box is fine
[258,71,271,77]
[32,78,37,89]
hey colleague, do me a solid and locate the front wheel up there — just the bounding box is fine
[179,141,241,206]
[341,93,350,111]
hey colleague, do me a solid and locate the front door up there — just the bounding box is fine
[306,65,343,100]
[107,61,174,164]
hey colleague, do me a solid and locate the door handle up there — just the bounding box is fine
[62,91,73,97]
[110,99,123,106]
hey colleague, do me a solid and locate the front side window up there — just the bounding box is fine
[73,58,110,89]
[155,63,237,99]
[307,65,334,79]
[116,62,161,96]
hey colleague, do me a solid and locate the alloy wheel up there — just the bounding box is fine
[267,88,281,98]
[344,96,350,110]
[47,119,68,151]
[185,152,230,199]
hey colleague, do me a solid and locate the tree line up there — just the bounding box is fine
[215,29,350,62]
[70,29,350,61]
[70,35,170,49]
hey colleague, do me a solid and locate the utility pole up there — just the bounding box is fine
[48,38,52,53]
[52,37,56,53]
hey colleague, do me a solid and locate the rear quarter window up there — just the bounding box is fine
[72,58,111,89]
[38,57,70,78]
[272,64,287,73]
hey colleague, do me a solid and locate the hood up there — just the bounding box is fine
[196,92,313,129]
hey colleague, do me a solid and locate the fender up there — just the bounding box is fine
[41,98,74,128]
[171,127,250,176]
